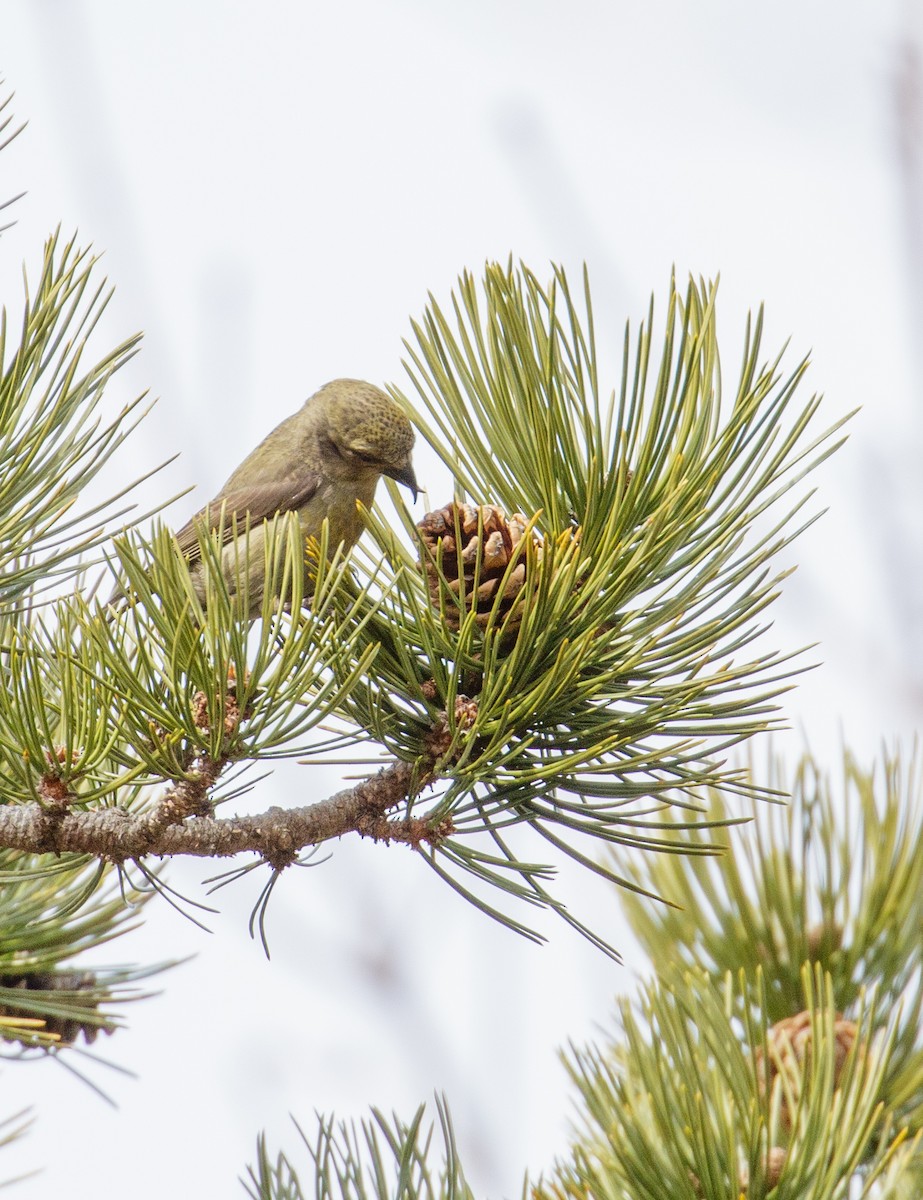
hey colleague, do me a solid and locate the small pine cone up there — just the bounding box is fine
[0,970,108,1046]
[192,680,246,736]
[422,696,480,762]
[754,1010,859,1129]
[806,921,844,959]
[739,1146,786,1192]
[417,502,540,635]
[765,1146,786,1188]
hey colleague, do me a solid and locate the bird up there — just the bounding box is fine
[162,378,418,617]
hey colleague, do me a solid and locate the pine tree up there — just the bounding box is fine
[3,90,920,1196]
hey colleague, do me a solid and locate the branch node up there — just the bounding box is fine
[358,812,455,849]
[38,774,73,808]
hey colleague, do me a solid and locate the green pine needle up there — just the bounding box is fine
[242,1097,473,1200]
[314,263,849,947]
[543,964,914,1200]
[610,743,923,1128]
[0,230,157,606]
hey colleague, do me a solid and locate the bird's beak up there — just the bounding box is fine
[387,461,419,503]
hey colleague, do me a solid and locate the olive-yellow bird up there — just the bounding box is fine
[172,378,417,615]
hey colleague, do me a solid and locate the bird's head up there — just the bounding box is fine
[316,379,418,500]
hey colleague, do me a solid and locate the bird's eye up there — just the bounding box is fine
[350,449,379,465]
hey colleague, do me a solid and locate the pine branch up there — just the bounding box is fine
[0,759,446,865]
[0,262,851,953]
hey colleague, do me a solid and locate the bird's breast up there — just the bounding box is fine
[296,473,377,552]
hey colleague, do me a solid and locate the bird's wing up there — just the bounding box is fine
[174,475,322,563]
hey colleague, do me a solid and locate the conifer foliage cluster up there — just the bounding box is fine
[1,90,920,1196]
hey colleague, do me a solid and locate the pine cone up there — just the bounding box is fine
[738,1146,786,1192]
[0,970,110,1046]
[417,502,540,636]
[754,1010,859,1129]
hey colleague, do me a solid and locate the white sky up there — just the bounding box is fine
[1,2,922,1197]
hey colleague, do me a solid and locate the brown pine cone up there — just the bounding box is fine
[754,1010,859,1129]
[0,970,110,1046]
[417,502,541,636]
